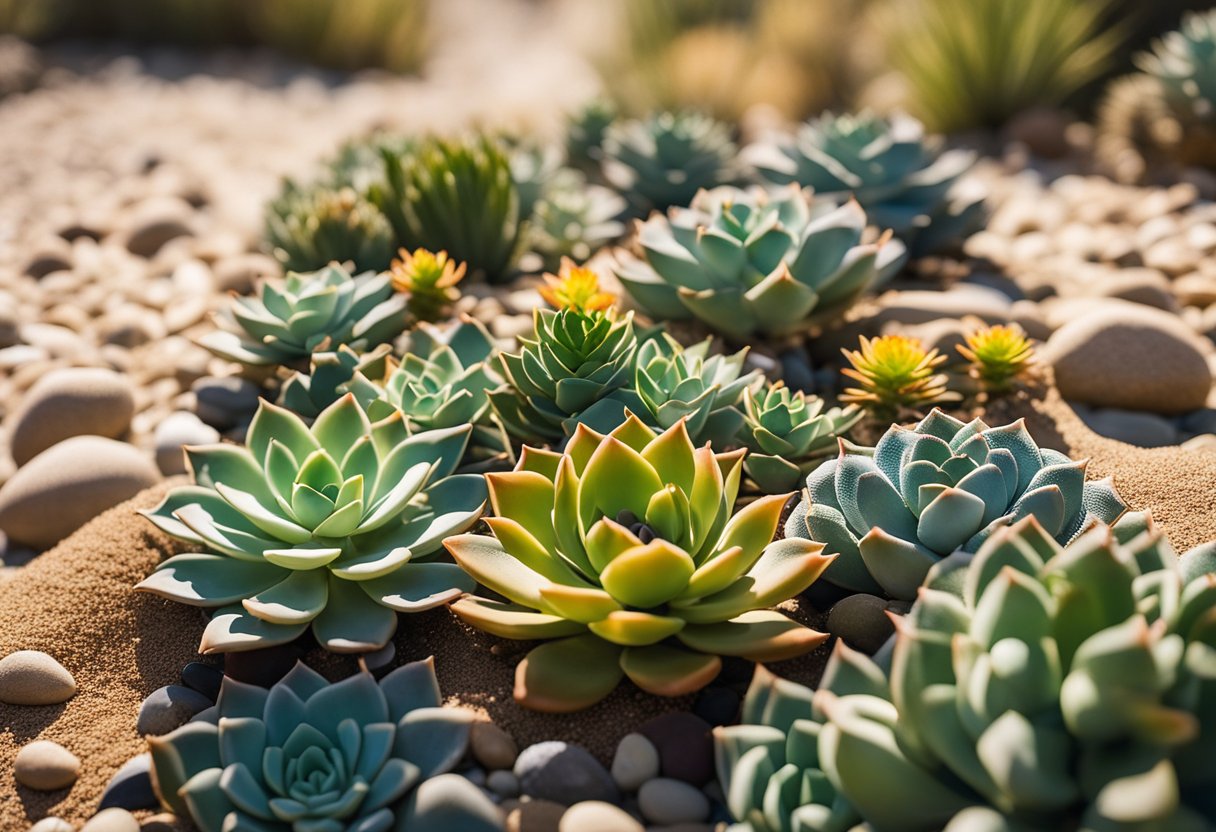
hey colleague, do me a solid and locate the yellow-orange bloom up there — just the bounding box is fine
[539,258,616,314]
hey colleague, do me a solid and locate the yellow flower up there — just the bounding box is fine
[957,323,1035,391]
[841,334,955,416]
[539,258,616,314]
[389,248,465,322]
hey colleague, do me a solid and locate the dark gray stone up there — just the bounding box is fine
[136,685,213,736]
[827,594,895,655]
[98,754,156,811]
[514,741,619,806]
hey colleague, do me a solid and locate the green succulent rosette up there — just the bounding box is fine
[613,185,906,342]
[565,98,618,175]
[137,395,487,653]
[445,415,833,712]
[740,383,862,496]
[716,515,1216,831]
[602,110,741,215]
[748,111,985,256]
[277,343,394,421]
[199,264,409,370]
[1139,10,1216,125]
[265,181,396,274]
[489,307,641,445]
[784,409,1134,601]
[149,658,501,832]
[527,169,627,271]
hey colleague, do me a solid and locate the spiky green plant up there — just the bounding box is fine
[601,110,741,215]
[614,185,906,341]
[265,182,396,274]
[136,395,486,653]
[878,0,1123,132]
[719,514,1216,831]
[370,136,525,284]
[783,408,1136,600]
[527,170,627,271]
[957,323,1036,393]
[739,383,862,495]
[748,111,985,256]
[840,334,956,418]
[148,659,501,832]
[199,264,409,370]
[1139,9,1216,123]
[445,415,833,711]
[565,98,618,175]
[277,343,393,420]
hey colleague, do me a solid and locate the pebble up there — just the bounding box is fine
[876,286,1012,326]
[692,685,740,726]
[153,411,220,476]
[472,721,519,770]
[637,713,714,785]
[505,799,566,832]
[1045,305,1212,414]
[192,376,262,431]
[8,368,136,466]
[0,436,160,550]
[213,252,279,294]
[611,733,660,792]
[514,741,619,806]
[121,197,194,258]
[137,685,214,735]
[14,740,81,790]
[487,769,521,799]
[98,755,157,812]
[222,642,301,687]
[559,802,644,832]
[24,247,72,279]
[28,820,73,832]
[0,650,76,705]
[136,815,177,832]
[827,594,896,654]
[80,809,139,832]
[637,779,711,825]
[1076,408,1180,448]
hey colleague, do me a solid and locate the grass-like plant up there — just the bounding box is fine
[248,0,428,73]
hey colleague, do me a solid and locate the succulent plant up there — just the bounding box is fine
[347,317,506,460]
[445,415,834,712]
[783,408,1135,600]
[537,259,617,315]
[370,136,525,284]
[1139,9,1216,126]
[614,185,906,342]
[601,110,741,215]
[199,264,409,370]
[956,323,1036,393]
[526,169,627,271]
[137,395,486,653]
[506,137,562,225]
[489,298,640,445]
[388,247,465,324]
[565,98,618,175]
[747,112,985,256]
[840,334,956,417]
[265,182,396,274]
[277,343,393,420]
[739,383,862,496]
[716,513,1216,832]
[148,658,501,832]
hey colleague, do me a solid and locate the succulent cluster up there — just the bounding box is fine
[200,264,409,370]
[137,395,486,653]
[748,112,985,255]
[615,185,906,342]
[720,515,1216,831]
[276,343,393,419]
[265,182,396,274]
[784,409,1135,600]
[840,334,955,417]
[149,659,500,832]
[445,416,833,711]
[601,110,740,215]
[526,170,627,271]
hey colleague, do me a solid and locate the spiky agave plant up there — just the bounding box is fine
[840,334,956,417]
[148,659,501,832]
[717,513,1216,832]
[783,408,1137,599]
[614,185,906,342]
[136,395,487,653]
[747,111,985,256]
[445,415,834,712]
[199,263,409,371]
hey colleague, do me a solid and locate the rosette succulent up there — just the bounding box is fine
[748,111,985,256]
[149,659,502,832]
[739,383,862,495]
[957,323,1036,393]
[388,247,465,324]
[199,264,409,370]
[489,306,640,445]
[565,98,617,175]
[137,395,487,653]
[602,110,741,215]
[277,344,393,420]
[715,513,1216,832]
[841,334,956,417]
[371,135,524,284]
[784,409,1134,600]
[527,169,627,271]
[613,185,906,341]
[445,416,834,712]
[1140,10,1216,126]
[266,182,396,274]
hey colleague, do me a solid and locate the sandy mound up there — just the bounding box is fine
[1,386,1213,829]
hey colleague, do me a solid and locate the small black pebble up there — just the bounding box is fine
[694,685,741,726]
[180,661,223,701]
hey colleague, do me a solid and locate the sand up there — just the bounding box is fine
[0,387,1213,829]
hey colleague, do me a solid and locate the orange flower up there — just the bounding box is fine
[539,258,616,314]
[389,248,465,322]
